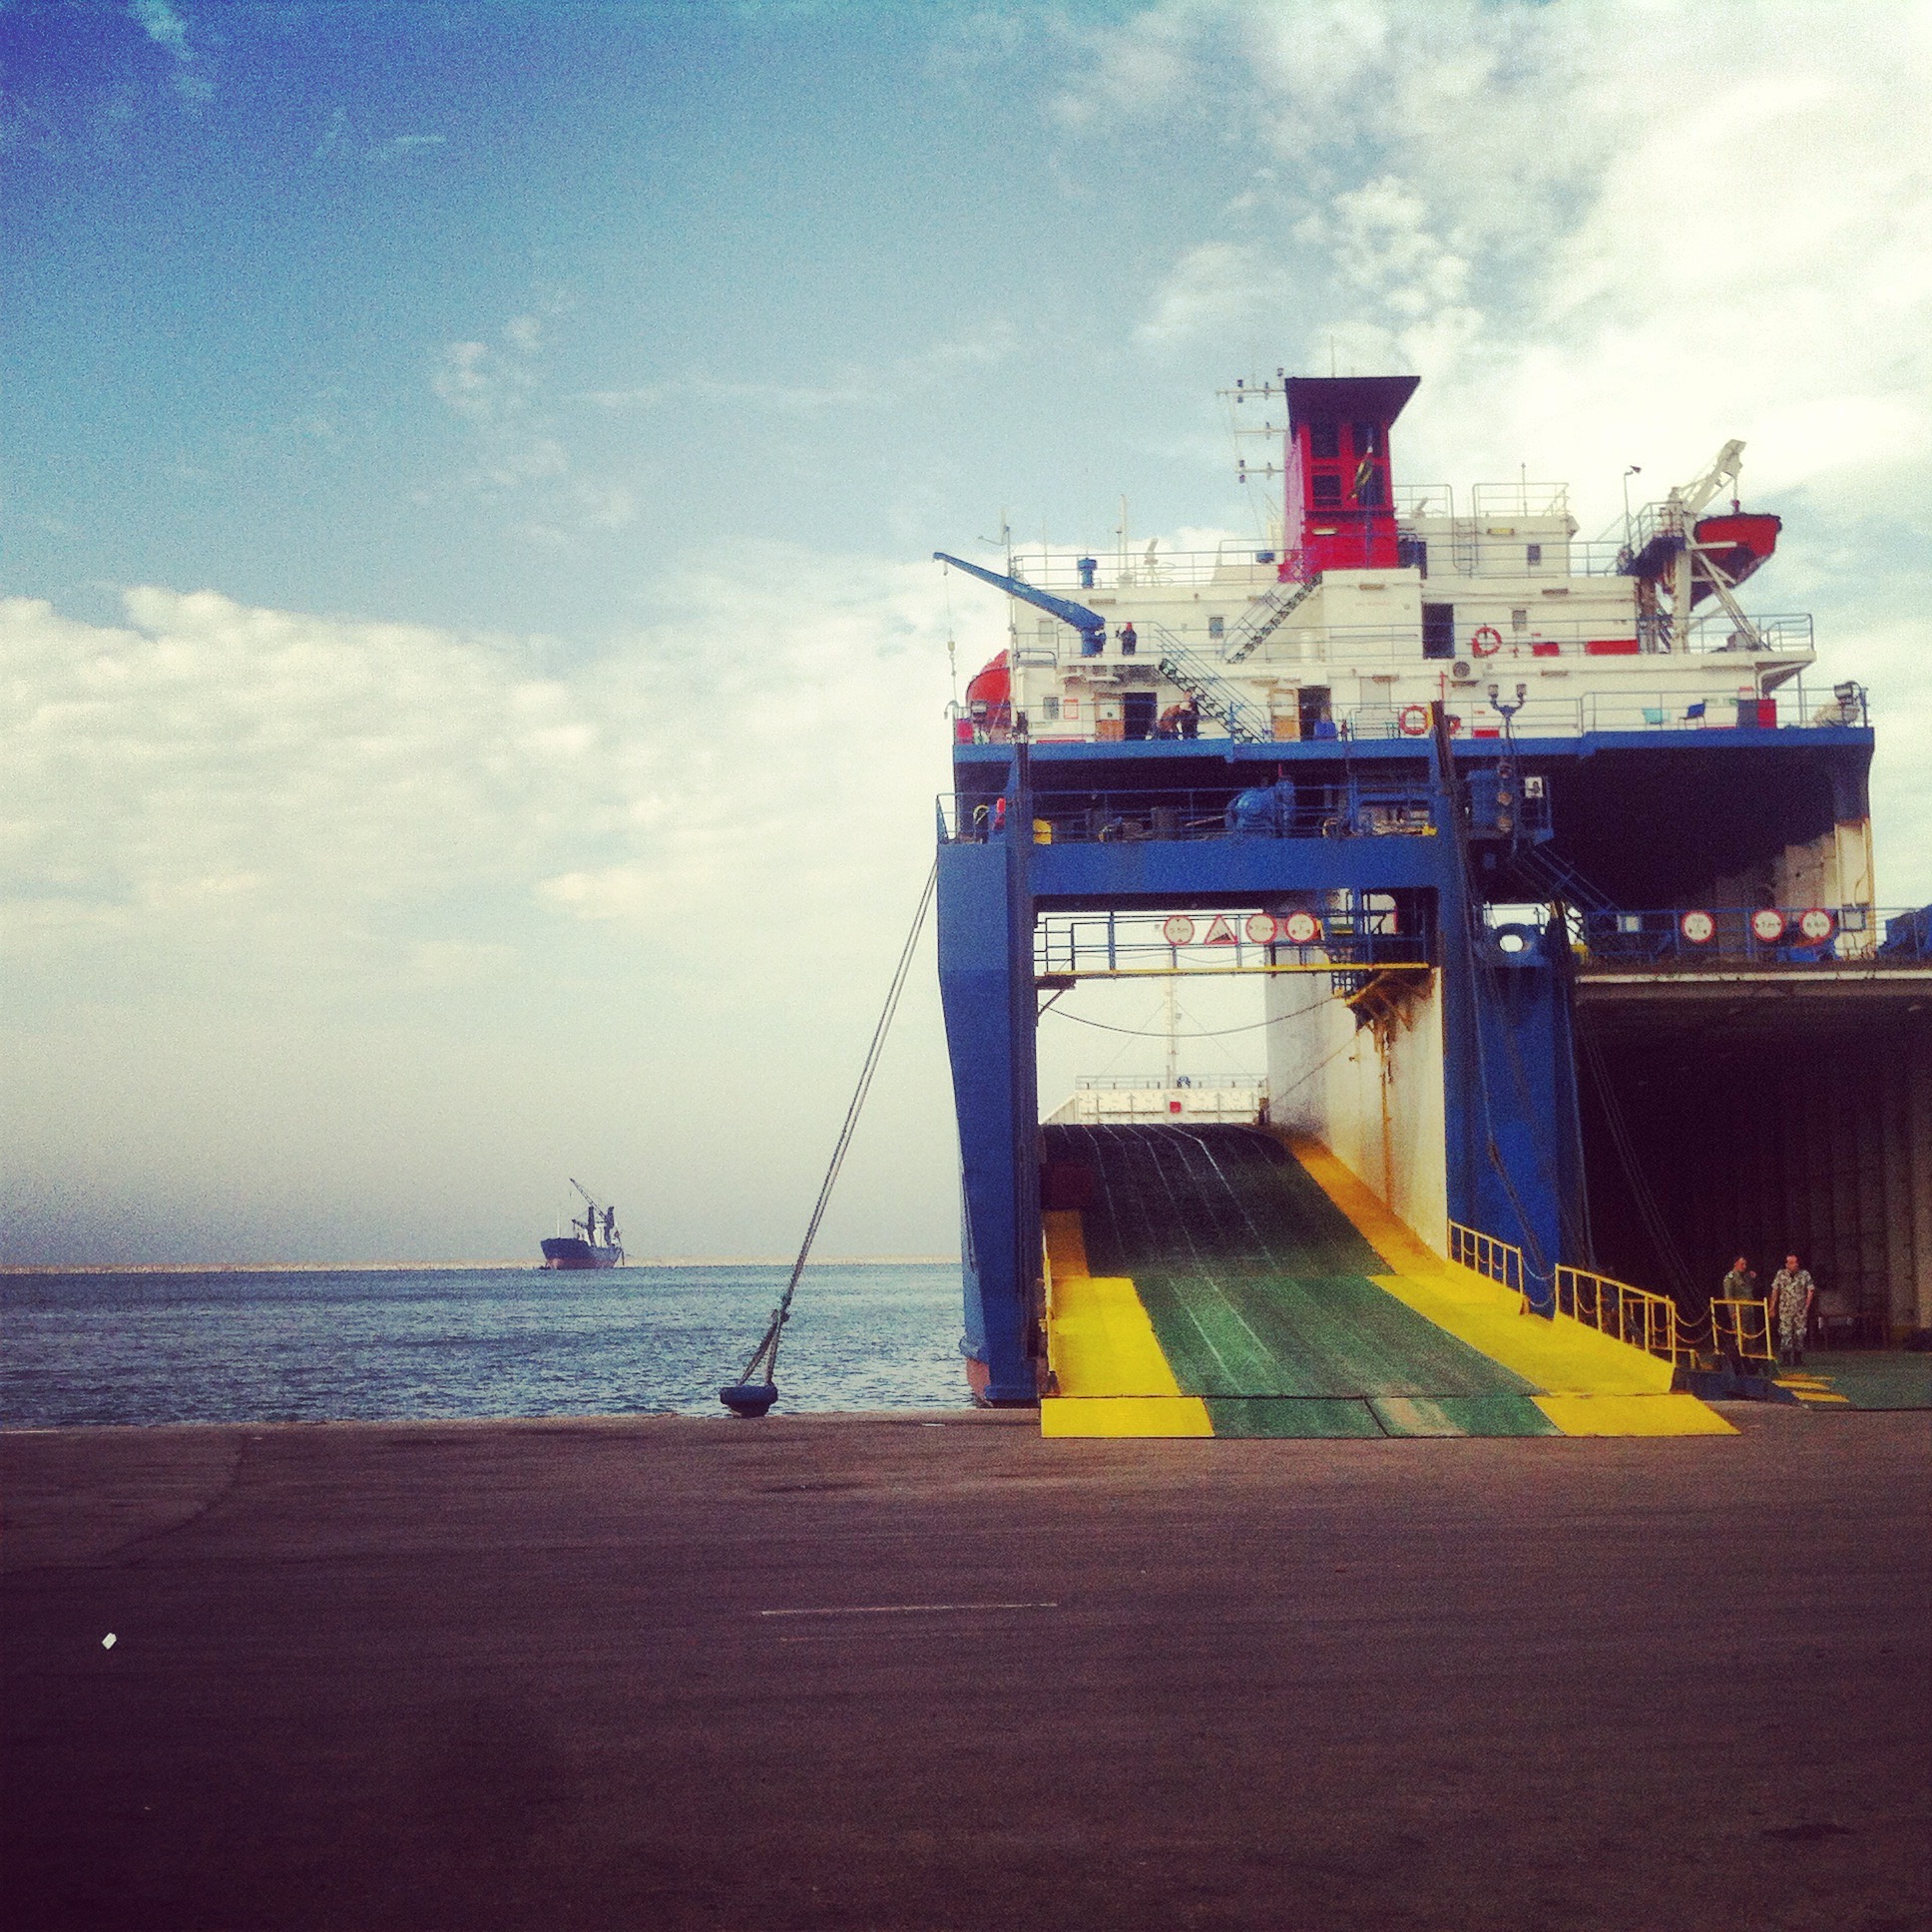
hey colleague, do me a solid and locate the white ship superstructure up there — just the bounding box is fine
[951,375,1848,753]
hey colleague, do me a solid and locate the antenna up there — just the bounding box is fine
[1164,974,1180,1090]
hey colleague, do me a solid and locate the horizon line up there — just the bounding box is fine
[0,1256,963,1275]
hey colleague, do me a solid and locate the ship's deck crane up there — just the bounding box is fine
[933,551,1109,657]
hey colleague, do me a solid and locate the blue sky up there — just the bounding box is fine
[7,1,1288,635]
[5,0,1930,1262]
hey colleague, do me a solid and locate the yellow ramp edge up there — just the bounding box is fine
[1049,1272,1189,1399]
[1043,1208,1090,1281]
[1043,1208,1213,1434]
[1042,1396,1215,1438]
[1534,1394,1735,1436]
[1281,1135,1733,1435]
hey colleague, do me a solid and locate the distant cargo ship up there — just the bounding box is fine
[541,1178,625,1269]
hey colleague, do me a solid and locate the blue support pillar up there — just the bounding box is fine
[1445,933,1585,1313]
[1431,718,1585,1314]
[937,830,1040,1403]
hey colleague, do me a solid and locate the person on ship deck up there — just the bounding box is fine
[1156,695,1200,739]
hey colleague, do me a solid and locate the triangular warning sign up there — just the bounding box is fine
[1204,914,1237,946]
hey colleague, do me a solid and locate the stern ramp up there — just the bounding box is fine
[1041,1125,1727,1439]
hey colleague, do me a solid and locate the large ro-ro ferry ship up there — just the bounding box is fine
[932,372,1932,1438]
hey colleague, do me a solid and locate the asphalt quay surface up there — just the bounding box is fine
[3,1407,1929,1931]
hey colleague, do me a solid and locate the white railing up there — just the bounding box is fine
[995,543,1284,595]
[1045,612,1812,668]
[1072,1074,1266,1091]
[1470,481,1572,516]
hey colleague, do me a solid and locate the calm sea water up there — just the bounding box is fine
[0,1263,970,1429]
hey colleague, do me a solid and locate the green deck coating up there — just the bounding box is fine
[1786,1353,1932,1410]
[1204,1397,1385,1438]
[1061,1123,1393,1281]
[1043,1124,1546,1419]
[1134,1268,1540,1400]
[1371,1395,1561,1437]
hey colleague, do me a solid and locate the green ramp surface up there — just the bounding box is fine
[1044,1123,1557,1438]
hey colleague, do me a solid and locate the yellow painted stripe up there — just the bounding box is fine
[1281,1133,1745,1438]
[1042,1395,1215,1437]
[1050,1273,1189,1397]
[1042,1208,1211,1433]
[1043,1208,1090,1281]
[1282,1134,1677,1397]
[1533,1393,1735,1436]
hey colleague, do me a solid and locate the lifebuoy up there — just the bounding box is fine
[1398,704,1431,736]
[1470,625,1504,657]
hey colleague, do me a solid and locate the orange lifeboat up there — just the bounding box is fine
[957,650,1011,741]
[1692,512,1781,600]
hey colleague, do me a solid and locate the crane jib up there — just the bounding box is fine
[932,552,1109,654]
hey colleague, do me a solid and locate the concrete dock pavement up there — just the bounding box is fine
[4,1408,1929,1931]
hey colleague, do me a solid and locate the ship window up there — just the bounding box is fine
[1042,697,1061,721]
[1527,542,1543,566]
[1355,468,1384,508]
[1309,422,1340,459]
[1312,474,1342,505]
[1351,422,1377,456]
[1208,614,1224,640]
[1422,603,1455,660]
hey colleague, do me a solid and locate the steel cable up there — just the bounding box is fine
[728,857,938,1397]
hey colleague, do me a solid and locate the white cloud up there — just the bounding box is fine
[129,0,214,103]
[1,561,983,1260]
[1107,0,1932,505]
[1134,242,1295,348]
[132,0,190,58]
[568,318,1017,414]
[0,554,973,985]
[1071,0,1932,899]
[429,316,631,536]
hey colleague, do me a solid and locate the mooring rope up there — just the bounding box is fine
[724,857,939,1407]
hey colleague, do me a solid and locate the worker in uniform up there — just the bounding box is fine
[1716,1255,1759,1366]
[1768,1253,1815,1367]
[1118,622,1137,656]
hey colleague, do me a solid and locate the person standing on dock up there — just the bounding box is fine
[1770,1254,1815,1367]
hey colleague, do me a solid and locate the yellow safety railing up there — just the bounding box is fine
[1709,1296,1773,1361]
[1556,1265,1684,1364]
[1448,1220,1526,1299]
